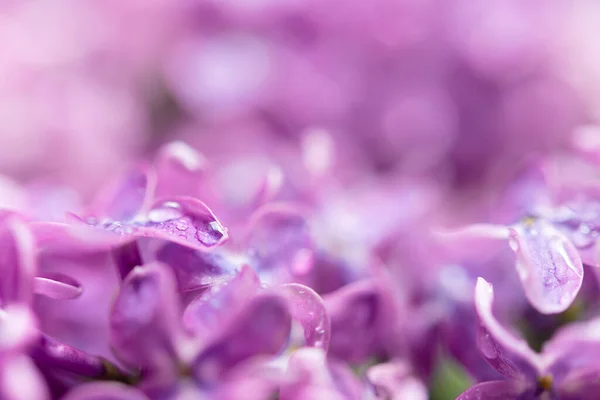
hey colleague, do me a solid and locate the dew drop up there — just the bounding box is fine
[195,221,227,247]
[175,219,189,231]
[479,332,498,359]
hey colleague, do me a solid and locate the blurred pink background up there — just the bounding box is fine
[0,0,598,214]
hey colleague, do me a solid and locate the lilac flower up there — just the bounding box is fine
[78,165,229,252]
[324,278,401,364]
[0,3,598,400]
[440,215,584,315]
[0,215,82,305]
[458,278,600,399]
[0,305,49,400]
[109,262,329,398]
[0,214,98,399]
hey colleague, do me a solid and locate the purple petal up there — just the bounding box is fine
[60,382,149,400]
[183,265,261,340]
[31,222,124,253]
[509,219,583,314]
[367,361,428,400]
[0,304,38,352]
[280,348,356,400]
[31,242,119,362]
[31,335,105,378]
[250,165,284,208]
[559,380,600,400]
[327,358,370,399]
[474,278,540,381]
[111,240,143,281]
[324,279,397,363]
[282,387,345,400]
[193,293,291,386]
[280,348,331,394]
[132,197,228,249]
[83,197,229,251]
[154,243,238,295]
[542,318,600,384]
[278,283,330,351]
[0,355,50,400]
[110,263,181,373]
[245,204,313,284]
[456,381,529,400]
[0,216,36,305]
[34,273,82,300]
[155,141,208,199]
[215,381,280,400]
[433,224,510,261]
[88,166,156,221]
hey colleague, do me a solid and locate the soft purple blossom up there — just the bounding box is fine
[458,278,600,399]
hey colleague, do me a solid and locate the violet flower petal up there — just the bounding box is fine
[154,243,237,295]
[130,197,228,249]
[542,318,600,384]
[110,262,181,373]
[32,335,105,378]
[61,382,149,400]
[327,358,371,399]
[155,141,208,199]
[281,348,332,392]
[280,348,356,400]
[433,223,510,261]
[0,304,38,352]
[367,361,428,400]
[83,197,228,251]
[34,273,82,300]
[509,219,583,314]
[282,387,345,400]
[456,380,529,400]
[244,204,313,284]
[0,216,36,305]
[278,283,330,351]
[250,165,284,208]
[474,278,539,381]
[324,279,395,363]
[183,265,261,340]
[111,240,143,281]
[209,358,282,400]
[0,355,49,400]
[31,222,126,254]
[88,166,156,221]
[193,293,292,387]
[558,379,600,400]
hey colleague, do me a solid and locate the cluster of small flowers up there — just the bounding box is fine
[3,138,600,400]
[3,1,600,400]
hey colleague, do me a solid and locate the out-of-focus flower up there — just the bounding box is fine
[0,0,183,196]
[60,382,149,400]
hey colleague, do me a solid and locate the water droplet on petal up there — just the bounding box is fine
[479,333,498,359]
[195,221,227,247]
[175,220,188,231]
